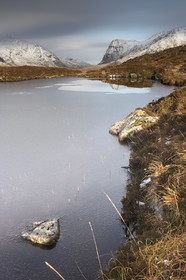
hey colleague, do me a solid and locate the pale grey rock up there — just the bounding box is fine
[21,219,60,245]
[109,109,159,142]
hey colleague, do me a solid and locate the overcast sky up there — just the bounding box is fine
[1,0,185,64]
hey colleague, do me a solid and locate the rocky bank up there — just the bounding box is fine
[109,109,159,142]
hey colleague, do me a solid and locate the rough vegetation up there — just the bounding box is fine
[103,86,186,280]
[0,65,81,82]
[84,45,186,87]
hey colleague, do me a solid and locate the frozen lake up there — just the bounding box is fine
[0,77,174,279]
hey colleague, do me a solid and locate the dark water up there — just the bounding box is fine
[0,77,174,280]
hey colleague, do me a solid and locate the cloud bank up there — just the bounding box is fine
[1,0,185,63]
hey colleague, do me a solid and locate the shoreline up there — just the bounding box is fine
[103,84,186,279]
[0,65,82,82]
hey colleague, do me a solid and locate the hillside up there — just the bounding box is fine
[0,65,81,82]
[85,45,186,86]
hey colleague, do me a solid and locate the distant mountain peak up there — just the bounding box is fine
[100,39,139,64]
[61,57,91,69]
[100,27,186,65]
[0,38,66,67]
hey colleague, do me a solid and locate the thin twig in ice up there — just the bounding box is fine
[45,261,66,280]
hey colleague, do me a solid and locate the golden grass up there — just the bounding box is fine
[89,221,104,277]
[148,160,170,177]
[104,86,186,279]
[45,261,66,280]
[141,230,186,280]
[103,230,186,280]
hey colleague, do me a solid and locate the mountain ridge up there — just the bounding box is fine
[0,38,67,67]
[100,27,186,65]
[100,39,138,64]
[60,57,91,69]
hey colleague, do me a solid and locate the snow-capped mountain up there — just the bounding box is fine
[0,38,66,67]
[60,57,91,69]
[100,39,138,64]
[100,27,186,65]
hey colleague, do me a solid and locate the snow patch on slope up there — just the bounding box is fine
[0,38,65,67]
[60,57,91,69]
[100,27,186,65]
[100,39,138,64]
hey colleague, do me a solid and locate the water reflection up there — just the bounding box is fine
[55,79,151,94]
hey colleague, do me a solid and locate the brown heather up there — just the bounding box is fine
[84,45,186,87]
[102,85,186,279]
[0,65,81,82]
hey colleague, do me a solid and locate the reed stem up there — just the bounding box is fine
[45,261,66,280]
[89,221,104,276]
[104,192,138,246]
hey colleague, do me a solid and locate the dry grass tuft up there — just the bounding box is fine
[104,86,186,279]
[148,160,170,177]
[141,230,186,280]
[103,230,186,280]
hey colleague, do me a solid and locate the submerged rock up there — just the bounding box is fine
[109,109,158,142]
[21,219,60,246]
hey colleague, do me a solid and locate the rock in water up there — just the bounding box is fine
[21,219,60,245]
[109,109,159,142]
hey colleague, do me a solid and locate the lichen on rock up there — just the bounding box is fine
[109,109,159,142]
[21,219,60,246]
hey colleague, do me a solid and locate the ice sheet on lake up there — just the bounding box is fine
[55,79,150,94]
[10,91,32,96]
[36,86,53,89]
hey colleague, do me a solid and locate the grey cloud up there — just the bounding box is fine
[1,0,185,63]
[1,0,184,38]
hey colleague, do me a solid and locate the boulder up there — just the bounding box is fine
[129,73,138,80]
[109,109,158,142]
[21,219,60,246]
